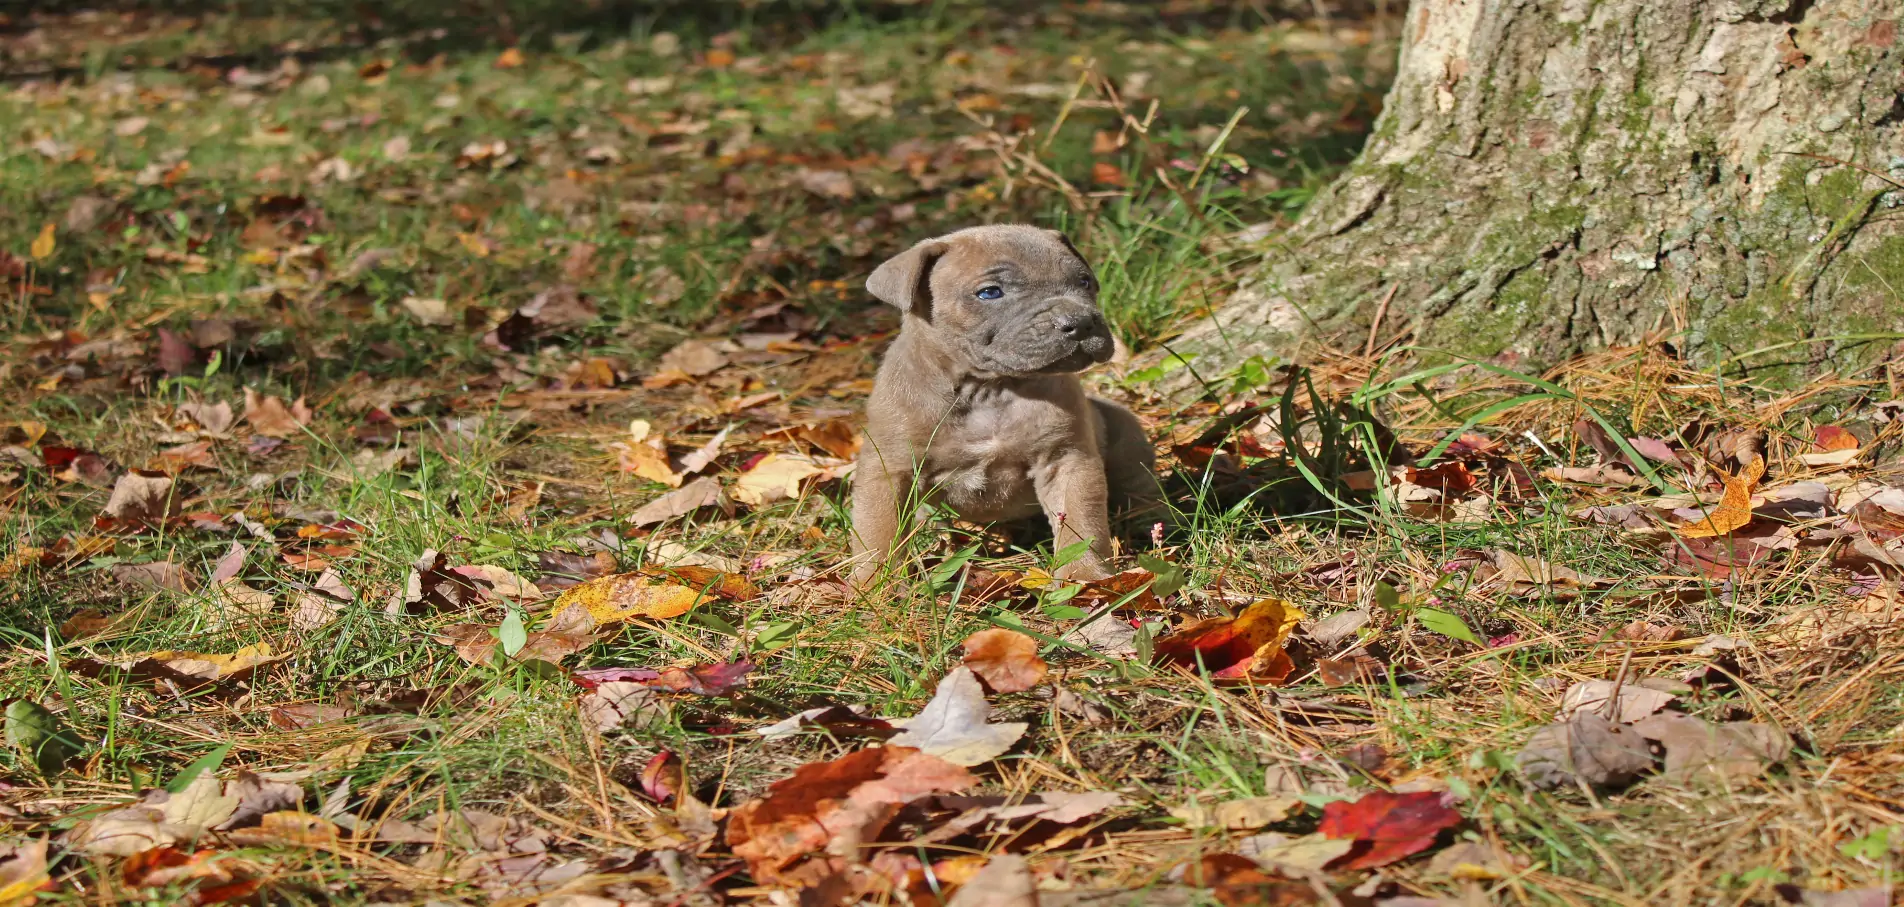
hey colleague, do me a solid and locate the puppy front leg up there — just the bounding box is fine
[848,461,909,589]
[1037,454,1113,582]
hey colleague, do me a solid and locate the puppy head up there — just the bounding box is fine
[866,224,1114,376]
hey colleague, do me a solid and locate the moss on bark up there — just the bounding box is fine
[1179,0,1904,381]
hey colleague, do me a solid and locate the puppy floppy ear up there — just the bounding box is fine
[866,240,948,314]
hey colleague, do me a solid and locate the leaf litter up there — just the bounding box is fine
[2,6,1902,906]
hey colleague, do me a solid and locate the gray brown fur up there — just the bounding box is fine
[848,224,1160,585]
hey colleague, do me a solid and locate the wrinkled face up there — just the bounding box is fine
[869,225,1115,376]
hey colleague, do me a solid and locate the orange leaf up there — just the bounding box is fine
[1813,425,1859,452]
[1154,597,1305,683]
[1091,162,1126,187]
[960,628,1048,693]
[1677,455,1764,538]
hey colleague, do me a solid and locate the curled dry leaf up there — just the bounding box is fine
[889,666,1028,767]
[1678,455,1764,538]
[1182,853,1316,906]
[571,660,753,695]
[1317,790,1460,870]
[1153,597,1305,683]
[580,682,663,733]
[960,628,1048,693]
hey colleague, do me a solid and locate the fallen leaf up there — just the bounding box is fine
[1516,711,1654,789]
[548,572,703,627]
[579,682,663,733]
[571,660,753,695]
[1488,549,1608,589]
[1678,455,1764,538]
[961,628,1048,693]
[1182,854,1315,907]
[0,839,51,905]
[630,476,726,527]
[1154,597,1305,683]
[730,453,823,506]
[399,296,453,326]
[652,340,728,381]
[495,47,525,68]
[1426,840,1521,881]
[29,223,55,260]
[755,705,896,740]
[104,471,180,522]
[947,854,1037,907]
[797,168,856,200]
[156,328,198,377]
[1628,712,1791,784]
[1814,425,1860,452]
[242,389,312,439]
[725,746,975,885]
[1238,832,1357,874]
[113,561,193,593]
[175,401,235,435]
[1317,790,1459,870]
[1557,679,1677,724]
[889,666,1027,766]
[1172,796,1300,832]
[677,425,731,476]
[534,550,618,589]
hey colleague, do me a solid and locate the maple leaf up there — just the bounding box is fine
[1678,455,1764,538]
[1153,597,1305,683]
[1317,790,1460,870]
[960,628,1048,693]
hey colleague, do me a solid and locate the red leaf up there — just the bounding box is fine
[1154,598,1304,683]
[639,751,683,803]
[571,660,752,695]
[1317,790,1459,869]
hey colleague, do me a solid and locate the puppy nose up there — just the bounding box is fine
[1056,311,1102,338]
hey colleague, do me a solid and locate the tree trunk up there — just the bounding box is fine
[1178,0,1904,378]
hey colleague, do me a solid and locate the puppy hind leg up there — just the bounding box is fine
[1091,398,1165,520]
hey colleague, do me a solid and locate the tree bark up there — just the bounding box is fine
[1180,0,1904,377]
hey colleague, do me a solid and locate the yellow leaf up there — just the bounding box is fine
[457,231,491,258]
[552,572,701,625]
[495,47,525,69]
[1678,455,1764,538]
[28,223,55,260]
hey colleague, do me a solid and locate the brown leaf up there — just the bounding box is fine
[534,550,618,590]
[1628,712,1791,784]
[156,328,198,377]
[725,746,975,885]
[1182,854,1319,906]
[1556,679,1677,723]
[1516,711,1654,789]
[113,561,193,593]
[630,476,726,528]
[104,471,180,522]
[653,340,728,379]
[960,628,1048,693]
[1488,549,1608,589]
[242,388,312,439]
[579,681,663,733]
[947,854,1037,907]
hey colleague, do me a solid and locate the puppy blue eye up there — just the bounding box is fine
[975,286,1003,300]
